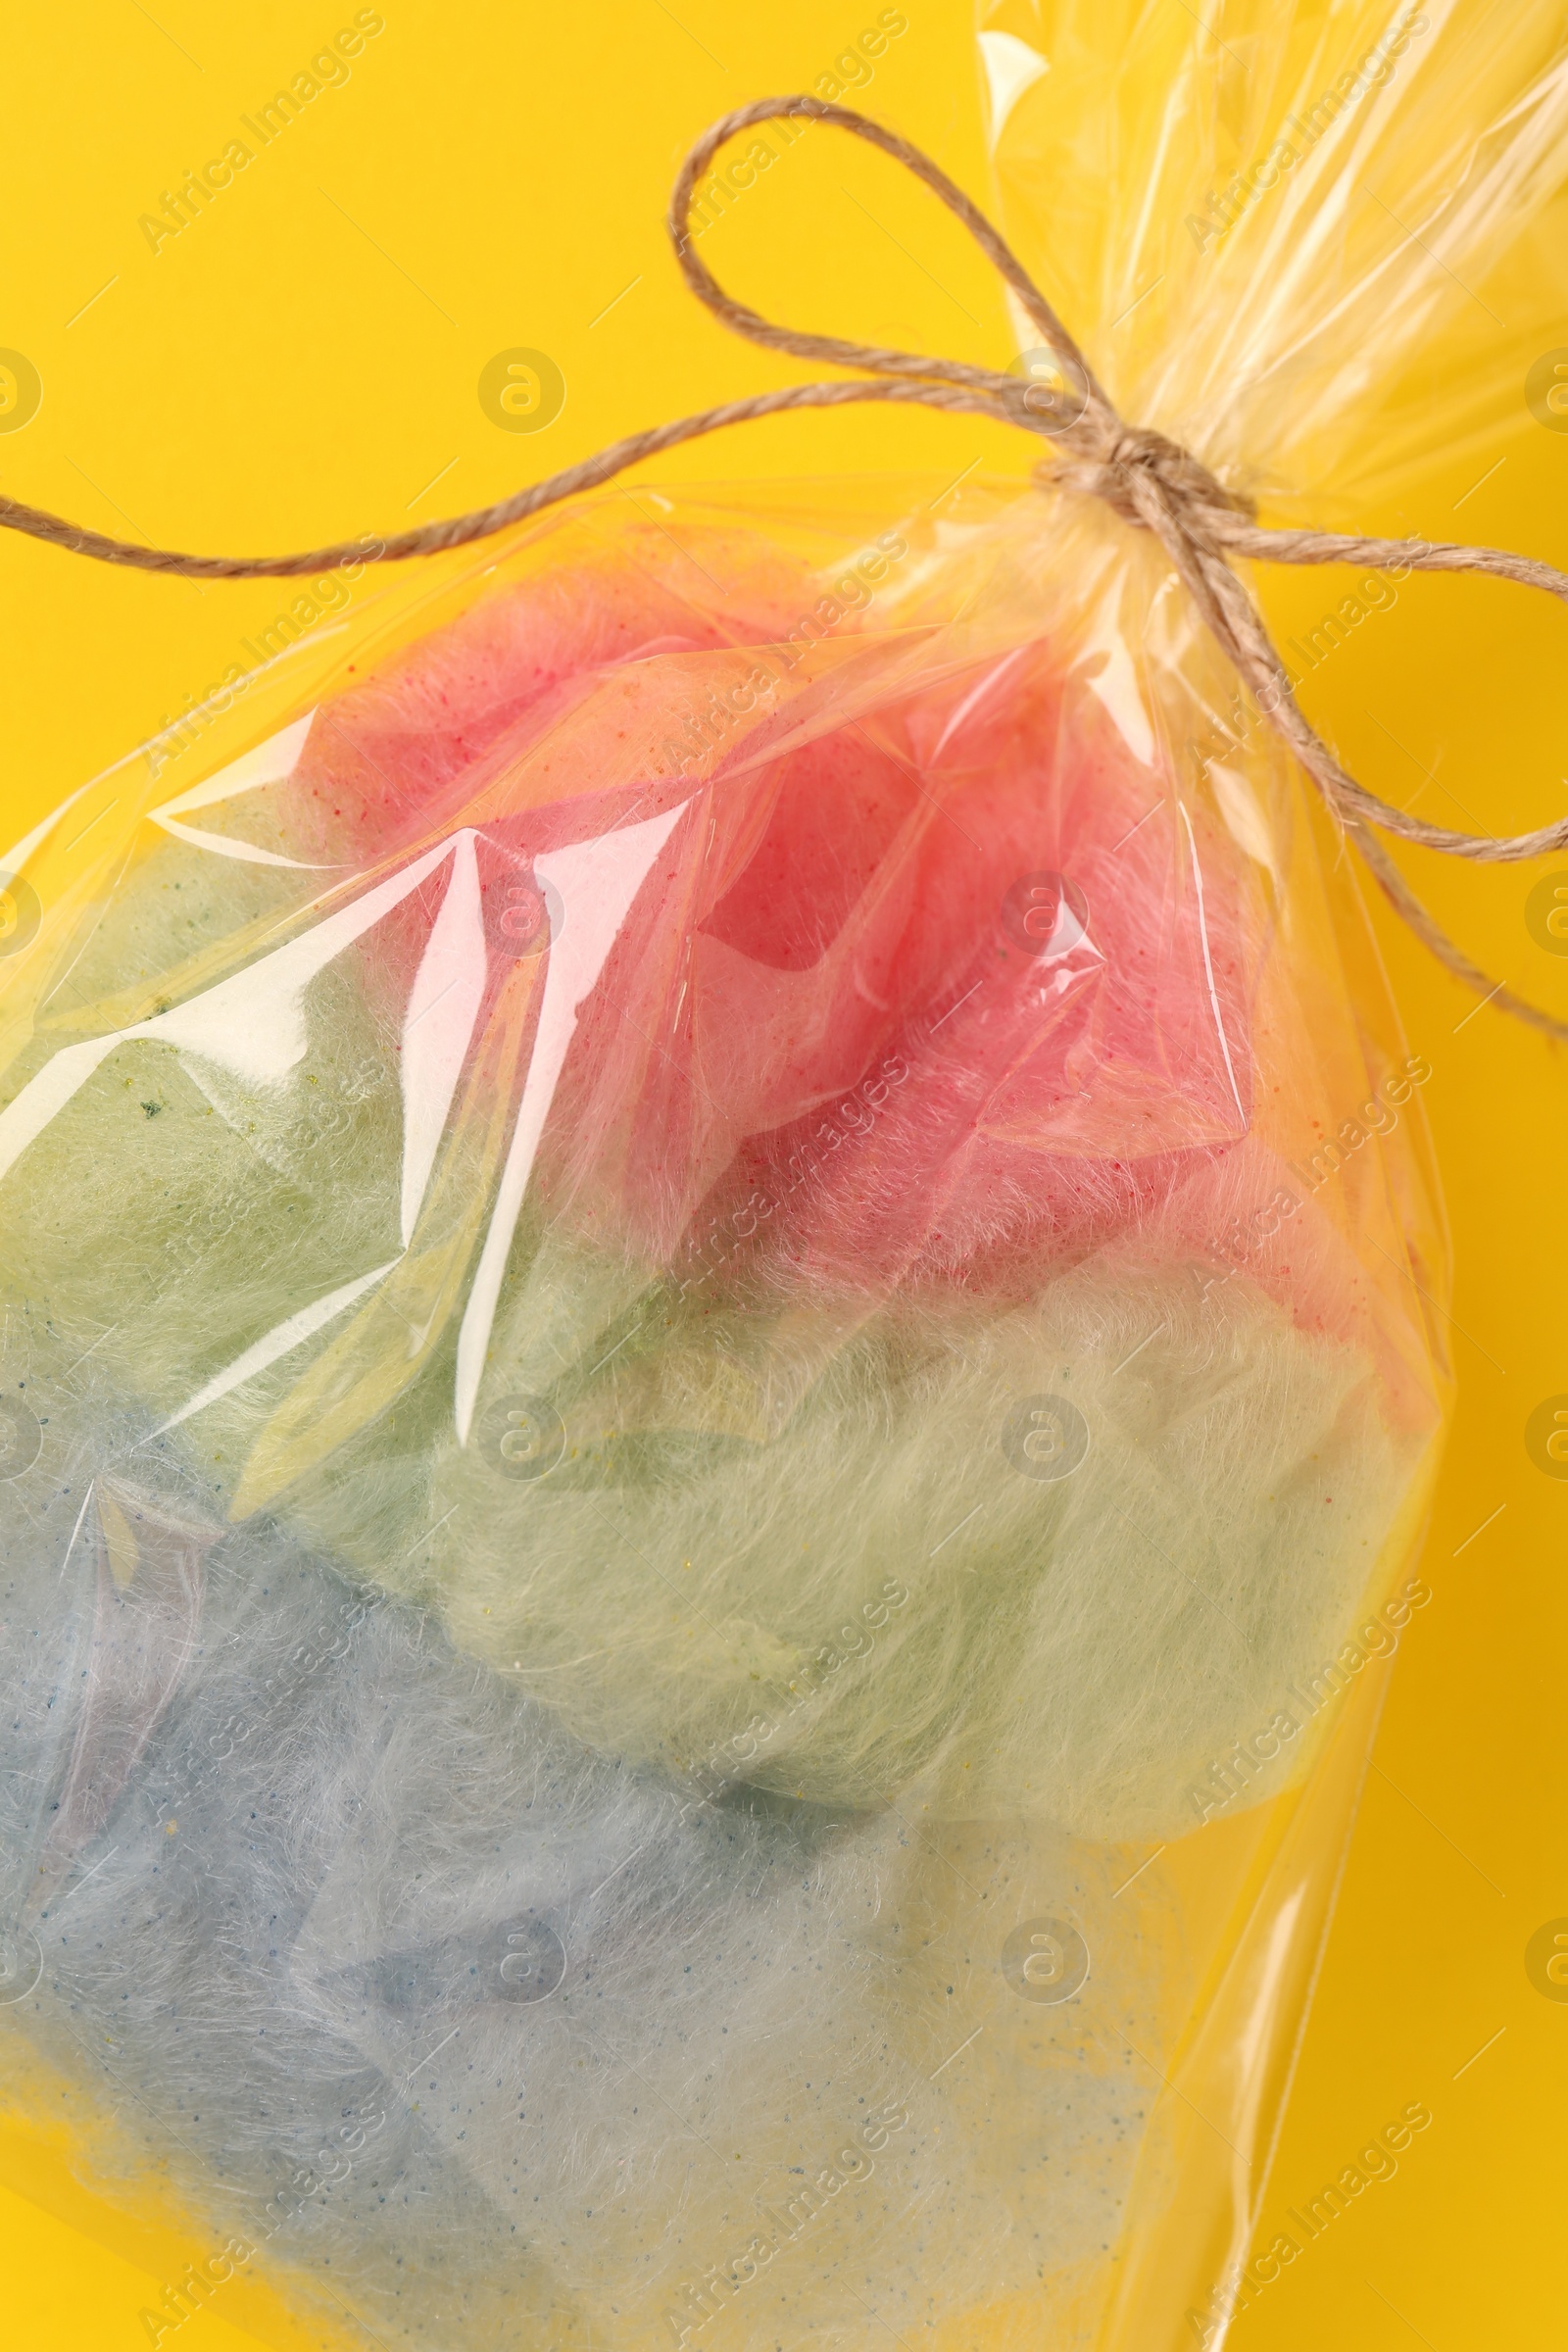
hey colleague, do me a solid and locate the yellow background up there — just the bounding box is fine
[1,2,1565,2344]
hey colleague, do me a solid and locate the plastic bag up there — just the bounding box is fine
[2,7,1563,2347]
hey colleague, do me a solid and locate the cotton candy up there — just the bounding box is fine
[0,526,1419,1852]
[409,1216,1402,1838]
[0,1451,1171,2351]
[11,2,1561,2330]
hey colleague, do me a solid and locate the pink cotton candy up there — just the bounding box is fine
[531,633,1256,1305]
[263,559,1260,1320]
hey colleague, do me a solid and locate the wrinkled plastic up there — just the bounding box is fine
[2,8,1564,2349]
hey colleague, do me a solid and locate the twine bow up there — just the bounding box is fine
[4,95,1566,1037]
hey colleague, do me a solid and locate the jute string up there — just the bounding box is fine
[4,95,1565,1038]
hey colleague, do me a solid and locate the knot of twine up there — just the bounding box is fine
[1052,426,1256,531]
[4,96,1566,1038]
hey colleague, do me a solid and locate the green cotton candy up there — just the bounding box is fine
[403,1237,1407,1841]
[0,970,1406,1842]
